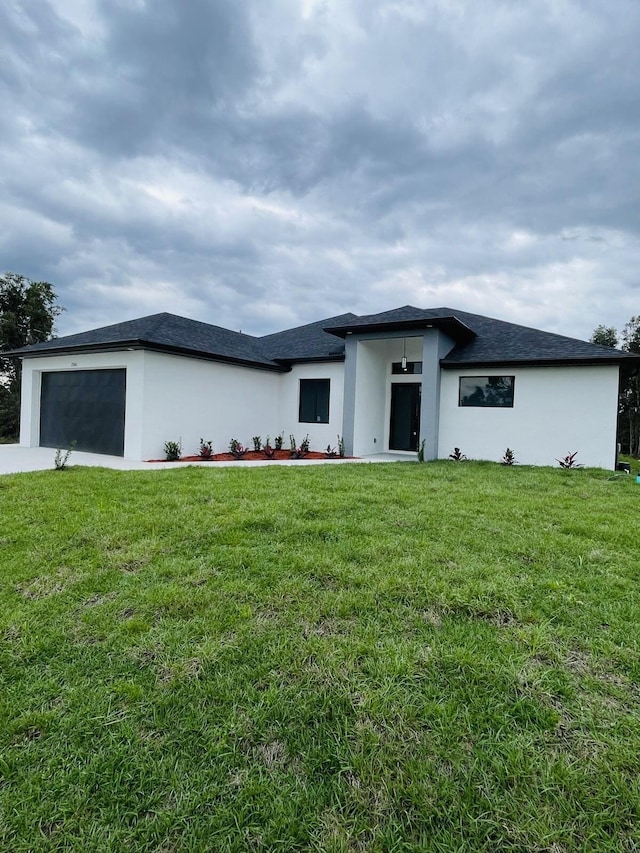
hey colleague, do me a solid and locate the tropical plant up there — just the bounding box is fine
[274,433,284,451]
[325,444,338,458]
[557,451,582,469]
[252,435,262,452]
[263,437,276,459]
[449,447,467,461]
[337,435,345,458]
[501,448,516,466]
[164,440,182,461]
[198,438,213,459]
[291,435,310,459]
[229,438,247,459]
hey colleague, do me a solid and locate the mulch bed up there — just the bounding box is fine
[148,450,347,463]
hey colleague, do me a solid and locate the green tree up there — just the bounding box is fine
[0,272,64,439]
[620,317,640,458]
[590,325,618,348]
[622,316,640,354]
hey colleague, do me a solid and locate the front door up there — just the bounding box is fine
[389,383,421,451]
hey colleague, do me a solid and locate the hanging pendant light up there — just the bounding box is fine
[401,337,407,371]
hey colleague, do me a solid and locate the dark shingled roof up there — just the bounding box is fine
[323,306,476,343]
[8,313,281,370]
[8,305,637,368]
[324,306,637,367]
[436,307,633,367]
[260,313,358,362]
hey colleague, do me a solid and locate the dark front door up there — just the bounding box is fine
[389,383,421,451]
[40,369,126,456]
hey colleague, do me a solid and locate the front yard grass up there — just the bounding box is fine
[1,461,639,851]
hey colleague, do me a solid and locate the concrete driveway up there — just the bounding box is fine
[0,444,414,475]
[0,444,176,474]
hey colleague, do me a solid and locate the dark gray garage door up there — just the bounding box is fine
[40,369,126,456]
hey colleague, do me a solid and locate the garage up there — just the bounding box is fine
[39,369,126,456]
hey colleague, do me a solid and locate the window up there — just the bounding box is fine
[459,376,514,408]
[299,378,330,423]
[391,361,423,375]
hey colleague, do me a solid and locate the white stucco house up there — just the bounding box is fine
[8,305,637,468]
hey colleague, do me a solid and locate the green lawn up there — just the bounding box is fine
[1,462,639,852]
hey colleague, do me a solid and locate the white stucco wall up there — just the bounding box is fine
[351,337,423,456]
[19,346,620,468]
[18,350,282,460]
[139,351,282,459]
[438,364,619,468]
[352,340,389,456]
[19,351,145,458]
[278,362,345,452]
[18,349,346,460]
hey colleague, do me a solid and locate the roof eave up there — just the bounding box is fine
[273,353,345,367]
[323,316,476,341]
[14,340,287,372]
[6,339,145,358]
[441,356,638,369]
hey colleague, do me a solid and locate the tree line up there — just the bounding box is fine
[591,318,640,458]
[0,272,63,440]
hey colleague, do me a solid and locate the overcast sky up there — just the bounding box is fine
[2,0,639,341]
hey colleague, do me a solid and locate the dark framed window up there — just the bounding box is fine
[391,361,423,375]
[299,378,330,423]
[459,376,515,408]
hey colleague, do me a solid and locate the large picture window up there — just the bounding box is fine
[459,376,514,408]
[299,378,330,423]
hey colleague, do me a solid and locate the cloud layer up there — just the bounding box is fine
[2,0,639,340]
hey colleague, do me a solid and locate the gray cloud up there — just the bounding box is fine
[1,0,639,343]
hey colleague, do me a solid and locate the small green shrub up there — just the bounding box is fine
[417,439,426,462]
[229,439,247,459]
[274,433,284,451]
[164,440,182,461]
[291,434,310,459]
[54,441,76,470]
[252,436,262,452]
[263,437,275,459]
[501,448,516,465]
[557,451,582,469]
[198,439,213,459]
[337,435,345,458]
[449,447,467,461]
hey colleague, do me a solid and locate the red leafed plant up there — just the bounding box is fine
[557,451,582,469]
[229,439,248,459]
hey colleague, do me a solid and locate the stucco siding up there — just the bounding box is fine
[278,362,345,451]
[19,351,144,458]
[352,340,390,456]
[139,351,281,459]
[438,365,619,468]
[18,348,621,468]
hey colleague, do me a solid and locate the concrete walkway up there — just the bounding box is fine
[0,444,417,475]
